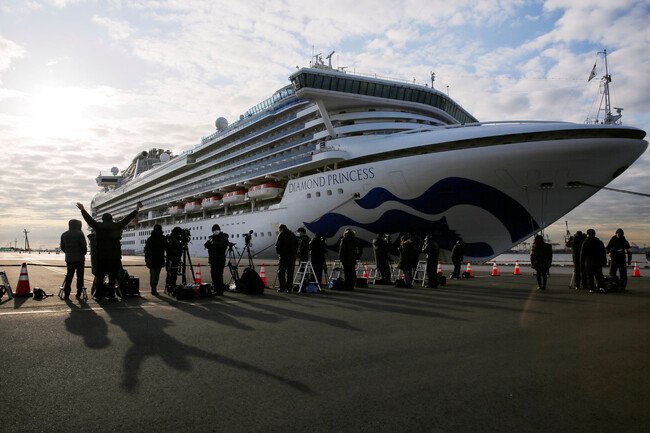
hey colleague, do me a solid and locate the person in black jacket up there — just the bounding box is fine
[606,228,632,291]
[60,219,88,300]
[77,201,141,301]
[373,233,392,284]
[309,232,328,286]
[144,224,165,295]
[165,227,183,291]
[275,224,298,292]
[204,224,230,295]
[450,239,465,280]
[580,229,607,293]
[339,228,362,290]
[296,227,310,263]
[398,234,420,288]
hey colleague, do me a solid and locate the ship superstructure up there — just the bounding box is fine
[91,53,647,260]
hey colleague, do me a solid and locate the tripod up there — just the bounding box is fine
[226,243,240,288]
[179,241,196,285]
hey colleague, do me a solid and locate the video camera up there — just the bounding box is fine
[243,230,254,246]
[177,228,192,246]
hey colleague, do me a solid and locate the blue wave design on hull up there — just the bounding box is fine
[304,177,538,258]
[355,177,538,243]
[305,210,494,257]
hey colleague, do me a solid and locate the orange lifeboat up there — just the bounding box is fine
[169,205,184,215]
[202,195,223,209]
[247,183,284,200]
[222,190,246,204]
[184,201,202,213]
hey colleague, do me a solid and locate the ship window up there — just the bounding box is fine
[342,79,351,92]
[314,75,323,88]
[327,190,332,195]
[359,81,368,94]
[396,87,405,99]
[337,188,344,194]
[260,232,264,237]
[306,74,314,87]
[254,233,258,237]
[316,192,321,197]
[269,232,273,237]
[322,76,331,90]
[351,80,360,94]
[307,193,312,198]
[367,82,375,95]
[382,85,391,98]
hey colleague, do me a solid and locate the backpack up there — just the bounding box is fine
[33,287,49,300]
[236,268,265,294]
[328,279,344,291]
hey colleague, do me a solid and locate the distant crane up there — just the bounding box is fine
[23,229,31,253]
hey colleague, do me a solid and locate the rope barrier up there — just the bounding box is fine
[572,182,650,198]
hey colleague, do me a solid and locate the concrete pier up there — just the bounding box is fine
[1,253,648,432]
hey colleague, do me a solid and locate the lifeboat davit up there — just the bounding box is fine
[169,205,184,215]
[184,201,202,213]
[222,190,246,204]
[202,195,223,209]
[247,183,284,200]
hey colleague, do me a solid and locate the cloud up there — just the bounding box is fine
[92,15,135,40]
[0,34,26,72]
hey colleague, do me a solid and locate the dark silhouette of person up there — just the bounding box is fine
[339,228,362,290]
[530,234,553,290]
[165,226,183,291]
[296,227,311,263]
[373,232,392,284]
[422,235,439,288]
[144,224,166,295]
[204,224,230,295]
[606,228,632,291]
[77,201,141,301]
[275,224,298,292]
[566,231,586,289]
[398,234,419,288]
[60,219,88,300]
[580,229,607,293]
[450,239,465,279]
[309,232,328,286]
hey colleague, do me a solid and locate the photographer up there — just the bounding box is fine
[276,224,298,292]
[165,226,184,291]
[204,224,230,295]
[373,232,392,284]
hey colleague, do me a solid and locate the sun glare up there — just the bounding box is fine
[26,86,100,140]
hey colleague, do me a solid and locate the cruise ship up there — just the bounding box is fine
[91,53,648,260]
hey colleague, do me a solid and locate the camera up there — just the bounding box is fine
[243,230,254,246]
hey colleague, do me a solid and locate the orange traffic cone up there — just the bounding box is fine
[513,260,521,275]
[437,261,443,274]
[260,263,268,287]
[491,260,500,276]
[466,261,473,277]
[363,262,369,278]
[14,262,32,296]
[195,263,202,284]
[632,261,641,277]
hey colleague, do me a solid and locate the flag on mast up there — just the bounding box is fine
[588,62,597,81]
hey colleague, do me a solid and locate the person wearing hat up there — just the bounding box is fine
[60,219,88,300]
[204,224,230,295]
[296,227,311,263]
[373,232,392,284]
[606,228,632,291]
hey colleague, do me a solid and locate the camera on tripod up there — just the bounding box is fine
[178,228,192,246]
[243,230,254,246]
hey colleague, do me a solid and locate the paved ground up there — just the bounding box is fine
[1,253,649,432]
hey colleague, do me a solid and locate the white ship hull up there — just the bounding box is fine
[121,129,646,260]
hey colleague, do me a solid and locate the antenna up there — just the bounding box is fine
[23,229,31,252]
[325,51,335,69]
[430,71,435,88]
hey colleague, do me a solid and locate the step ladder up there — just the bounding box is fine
[58,277,88,300]
[293,261,320,292]
[328,260,343,281]
[368,265,379,283]
[413,260,427,287]
[0,271,13,300]
[390,263,403,280]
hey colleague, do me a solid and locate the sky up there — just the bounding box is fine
[1,0,649,250]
